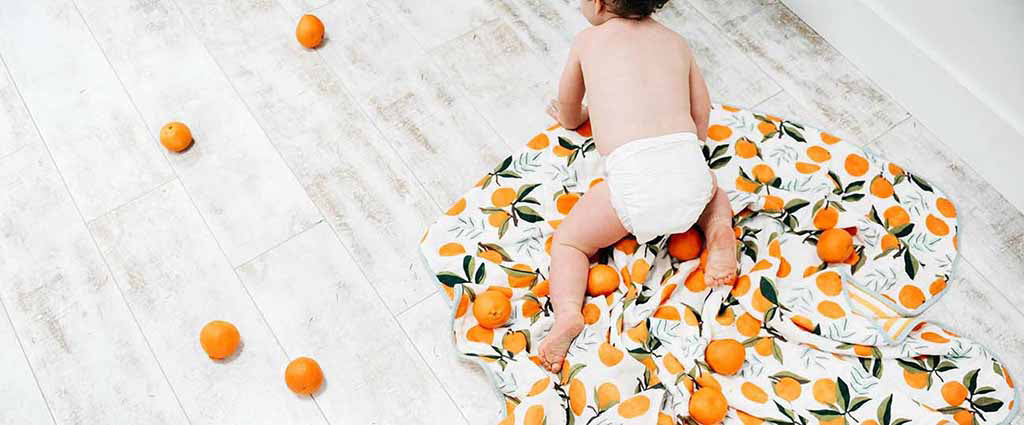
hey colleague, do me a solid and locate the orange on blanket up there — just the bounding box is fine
[668,228,703,261]
[295,15,325,48]
[689,387,728,424]
[817,228,853,263]
[199,320,239,359]
[285,357,323,395]
[705,338,745,375]
[473,291,512,328]
[587,264,619,296]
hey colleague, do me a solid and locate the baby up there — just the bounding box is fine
[538,0,737,373]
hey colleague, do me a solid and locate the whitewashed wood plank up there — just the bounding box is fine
[76,0,321,266]
[655,1,782,107]
[236,222,467,424]
[397,292,504,425]
[0,62,34,159]
[311,1,512,206]
[687,0,909,142]
[0,300,53,425]
[0,1,173,221]
[0,145,186,425]
[89,180,327,425]
[922,258,1024,391]
[753,90,848,142]
[174,0,441,312]
[378,0,498,49]
[434,20,555,146]
[870,119,1024,308]
[274,0,333,17]
[488,0,589,71]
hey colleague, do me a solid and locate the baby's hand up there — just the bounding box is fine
[546,100,589,130]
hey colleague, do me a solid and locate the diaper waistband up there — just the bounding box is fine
[606,131,700,162]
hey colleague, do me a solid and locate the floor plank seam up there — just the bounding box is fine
[0,293,59,425]
[960,257,1024,320]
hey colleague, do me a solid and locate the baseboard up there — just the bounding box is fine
[781,0,1024,211]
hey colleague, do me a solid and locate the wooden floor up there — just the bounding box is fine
[1,0,1022,424]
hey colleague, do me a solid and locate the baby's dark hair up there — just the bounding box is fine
[605,0,670,18]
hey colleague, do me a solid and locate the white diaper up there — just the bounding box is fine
[605,132,714,244]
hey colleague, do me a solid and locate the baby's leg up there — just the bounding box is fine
[699,173,738,286]
[539,182,628,373]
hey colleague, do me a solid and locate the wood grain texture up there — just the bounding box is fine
[236,223,467,424]
[0,299,53,425]
[0,146,186,425]
[688,0,909,142]
[871,119,1024,309]
[90,181,327,425]
[434,19,555,146]
[0,62,34,159]
[397,292,505,424]
[0,0,173,221]
[378,0,497,49]
[173,0,442,313]
[312,1,514,207]
[77,0,322,266]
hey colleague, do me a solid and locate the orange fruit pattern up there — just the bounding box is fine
[421,105,1013,425]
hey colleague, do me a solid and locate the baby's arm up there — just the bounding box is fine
[688,55,711,141]
[548,34,588,129]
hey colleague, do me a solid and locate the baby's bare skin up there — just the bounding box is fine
[537,1,737,375]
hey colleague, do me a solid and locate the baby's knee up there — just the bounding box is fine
[552,230,597,257]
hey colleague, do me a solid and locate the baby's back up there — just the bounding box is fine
[577,18,696,155]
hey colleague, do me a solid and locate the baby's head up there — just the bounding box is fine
[581,0,669,25]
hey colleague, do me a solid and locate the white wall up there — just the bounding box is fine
[782,0,1024,210]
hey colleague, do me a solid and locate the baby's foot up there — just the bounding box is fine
[538,313,585,373]
[704,227,738,286]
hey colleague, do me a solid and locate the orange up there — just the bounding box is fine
[817,301,845,318]
[796,162,821,174]
[438,242,466,256]
[807,146,831,162]
[708,125,733,141]
[531,279,550,297]
[774,377,802,401]
[742,382,769,403]
[467,325,494,343]
[685,269,707,292]
[522,299,542,317]
[284,357,323,395]
[455,293,469,318]
[575,121,593,137]
[556,193,580,214]
[881,233,900,251]
[812,379,837,404]
[618,394,651,418]
[295,14,325,48]
[598,342,623,366]
[889,163,905,176]
[597,382,620,410]
[479,250,503,264]
[899,285,926,309]
[664,352,685,374]
[754,338,773,356]
[507,263,536,288]
[569,379,586,415]
[488,211,511,227]
[929,278,947,295]
[791,315,815,331]
[821,132,840,144]
[199,320,240,359]
[737,313,761,337]
[492,187,517,207]
[763,195,784,212]
[926,214,950,236]
[920,331,950,344]
[653,305,680,320]
[446,198,466,215]
[752,164,776,183]
[668,228,704,261]
[903,369,928,389]
[160,121,193,152]
[528,133,550,150]
[582,303,600,324]
[736,139,758,158]
[473,290,512,328]
[524,405,545,425]
[696,372,722,391]
[626,321,649,344]
[705,338,746,375]
[941,381,968,406]
[737,410,765,425]
[884,206,910,228]
[615,237,639,255]
[936,197,957,218]
[631,259,650,284]
[503,331,527,354]
[815,271,843,296]
[853,344,874,357]
[817,228,853,263]
[752,288,772,312]
[722,105,741,112]
[870,176,894,198]
[757,121,776,136]
[845,154,869,177]
[953,410,973,425]
[732,275,751,297]
[689,387,728,425]
[590,178,604,188]
[736,176,760,193]
[528,377,551,396]
[587,264,619,296]
[553,145,573,157]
